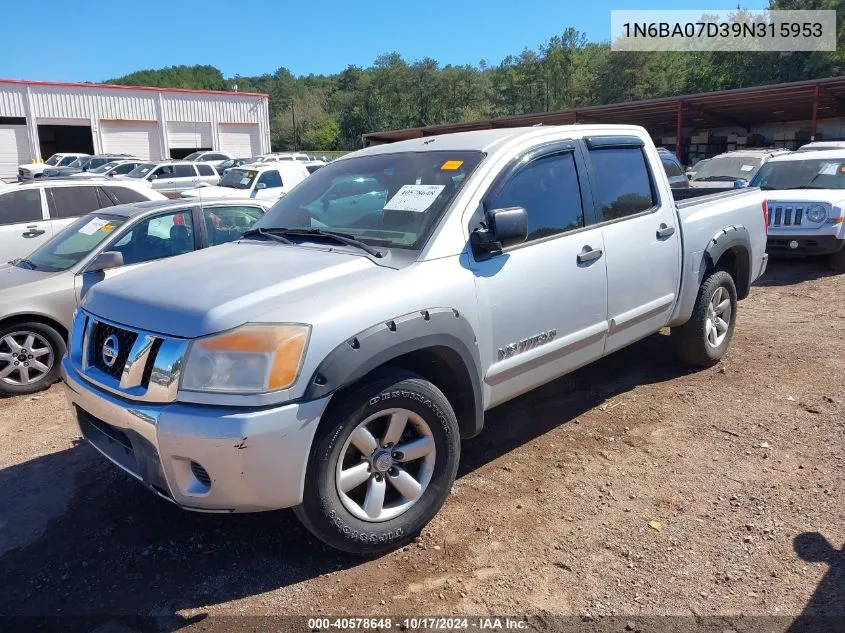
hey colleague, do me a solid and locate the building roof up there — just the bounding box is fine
[363,76,845,145]
[0,77,267,99]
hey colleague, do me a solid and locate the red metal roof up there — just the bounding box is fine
[363,76,845,145]
[0,77,268,98]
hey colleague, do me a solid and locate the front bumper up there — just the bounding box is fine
[61,357,330,512]
[767,235,845,257]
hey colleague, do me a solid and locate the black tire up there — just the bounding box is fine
[294,371,460,554]
[829,247,845,273]
[0,321,65,397]
[671,270,738,367]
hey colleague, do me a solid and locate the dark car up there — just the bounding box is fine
[43,154,135,179]
[657,148,690,189]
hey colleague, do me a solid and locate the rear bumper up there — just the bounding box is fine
[61,357,330,512]
[767,235,845,257]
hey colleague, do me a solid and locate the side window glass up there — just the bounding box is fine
[0,189,43,225]
[588,147,657,221]
[203,205,264,245]
[486,151,585,242]
[47,186,103,219]
[114,211,195,265]
[153,166,173,178]
[257,170,283,188]
[196,164,215,176]
[174,164,196,178]
[661,156,684,178]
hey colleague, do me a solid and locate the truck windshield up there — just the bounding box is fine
[218,169,257,190]
[127,163,156,178]
[16,213,128,273]
[693,156,762,182]
[67,157,91,169]
[256,150,484,250]
[44,155,61,166]
[750,158,845,190]
[183,152,203,161]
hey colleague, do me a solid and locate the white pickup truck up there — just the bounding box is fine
[62,125,769,554]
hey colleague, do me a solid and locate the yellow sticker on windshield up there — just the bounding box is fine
[441,160,464,171]
[101,224,114,232]
[841,166,845,173]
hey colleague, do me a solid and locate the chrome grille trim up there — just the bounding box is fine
[70,310,188,404]
[767,200,829,228]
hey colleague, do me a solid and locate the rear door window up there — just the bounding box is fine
[47,186,104,219]
[203,205,265,245]
[587,146,657,222]
[196,164,215,176]
[174,164,197,178]
[0,189,43,225]
[102,186,150,204]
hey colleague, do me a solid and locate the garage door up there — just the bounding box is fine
[219,124,260,157]
[167,121,212,151]
[100,121,162,160]
[0,125,29,179]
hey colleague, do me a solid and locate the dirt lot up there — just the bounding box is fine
[0,258,843,631]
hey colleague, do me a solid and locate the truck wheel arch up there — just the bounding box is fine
[303,308,484,439]
[704,225,752,299]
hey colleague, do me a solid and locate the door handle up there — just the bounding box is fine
[577,246,603,264]
[656,223,676,239]
[22,227,46,238]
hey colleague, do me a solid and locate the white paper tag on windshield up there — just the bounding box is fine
[78,218,109,236]
[819,162,839,175]
[240,177,251,185]
[383,185,446,213]
[740,164,755,172]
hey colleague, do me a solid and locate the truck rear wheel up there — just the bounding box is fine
[294,371,460,554]
[671,270,737,367]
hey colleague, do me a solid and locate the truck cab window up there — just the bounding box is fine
[486,152,585,242]
[588,147,656,221]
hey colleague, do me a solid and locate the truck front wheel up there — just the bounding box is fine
[294,372,460,554]
[671,270,738,367]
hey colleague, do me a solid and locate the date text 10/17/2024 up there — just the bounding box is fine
[306,617,528,630]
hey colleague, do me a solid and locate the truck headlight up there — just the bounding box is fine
[181,324,310,393]
[806,205,827,223]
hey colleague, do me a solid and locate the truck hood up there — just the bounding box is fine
[81,242,394,338]
[763,189,845,205]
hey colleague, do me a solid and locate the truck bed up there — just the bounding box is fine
[673,186,758,206]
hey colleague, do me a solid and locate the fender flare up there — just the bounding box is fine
[704,224,752,298]
[302,308,484,438]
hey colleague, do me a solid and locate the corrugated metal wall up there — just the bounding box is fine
[0,81,270,175]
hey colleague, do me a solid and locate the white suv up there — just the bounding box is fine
[752,149,845,271]
[180,162,310,201]
[115,161,220,196]
[181,151,233,168]
[0,179,166,262]
[18,153,89,181]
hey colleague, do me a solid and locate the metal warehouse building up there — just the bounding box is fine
[0,78,271,179]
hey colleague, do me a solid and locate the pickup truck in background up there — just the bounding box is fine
[62,125,768,554]
[750,149,845,271]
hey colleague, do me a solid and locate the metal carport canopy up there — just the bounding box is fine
[362,76,845,146]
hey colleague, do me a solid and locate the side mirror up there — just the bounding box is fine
[256,182,267,190]
[86,250,123,273]
[148,174,157,181]
[470,207,528,256]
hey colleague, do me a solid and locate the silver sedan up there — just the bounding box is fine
[0,198,272,396]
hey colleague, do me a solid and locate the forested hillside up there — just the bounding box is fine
[107,1,845,151]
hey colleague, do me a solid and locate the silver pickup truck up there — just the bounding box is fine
[61,125,768,554]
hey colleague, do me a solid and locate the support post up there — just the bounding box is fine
[675,100,684,161]
[811,84,820,141]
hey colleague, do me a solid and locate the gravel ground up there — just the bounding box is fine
[0,258,842,632]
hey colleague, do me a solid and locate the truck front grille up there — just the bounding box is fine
[88,321,139,379]
[767,203,823,228]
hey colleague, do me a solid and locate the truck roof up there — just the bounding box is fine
[347,125,650,158]
[767,149,845,162]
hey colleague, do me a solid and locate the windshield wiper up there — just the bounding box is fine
[793,185,827,190]
[268,228,384,258]
[16,258,38,270]
[240,227,293,244]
